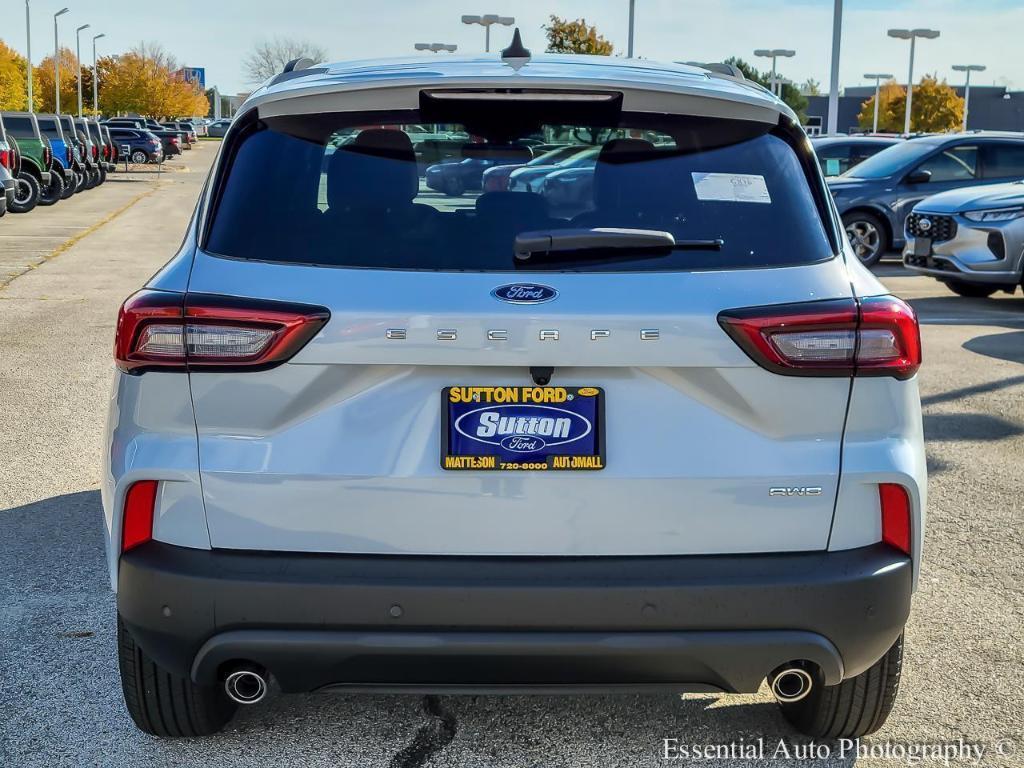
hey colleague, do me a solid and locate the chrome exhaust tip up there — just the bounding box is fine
[770,666,814,704]
[224,667,267,705]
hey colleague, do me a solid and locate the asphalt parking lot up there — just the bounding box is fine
[0,144,1021,767]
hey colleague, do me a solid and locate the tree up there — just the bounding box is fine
[857,75,963,133]
[33,47,80,113]
[243,37,327,84]
[723,57,808,121]
[802,78,822,96]
[543,16,614,55]
[97,44,208,118]
[0,40,37,111]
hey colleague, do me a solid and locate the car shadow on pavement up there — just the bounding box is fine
[963,330,1024,365]
[906,295,1023,324]
[0,491,860,766]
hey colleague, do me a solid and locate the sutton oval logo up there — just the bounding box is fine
[454,404,592,448]
[491,284,559,304]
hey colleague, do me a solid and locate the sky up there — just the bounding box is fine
[9,0,1023,96]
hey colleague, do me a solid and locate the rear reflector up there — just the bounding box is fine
[718,295,921,379]
[115,290,330,373]
[121,480,158,553]
[879,483,912,556]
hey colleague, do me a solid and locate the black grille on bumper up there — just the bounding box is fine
[907,213,957,242]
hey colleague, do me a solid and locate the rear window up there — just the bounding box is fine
[38,118,62,141]
[206,109,833,272]
[3,115,38,138]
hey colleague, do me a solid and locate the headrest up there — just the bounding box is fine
[327,129,419,211]
[592,138,658,211]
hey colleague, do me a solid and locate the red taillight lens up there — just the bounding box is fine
[879,483,912,556]
[92,145,99,160]
[66,147,73,165]
[44,146,52,165]
[170,137,179,145]
[0,149,9,169]
[718,295,921,379]
[115,290,330,373]
[121,480,158,553]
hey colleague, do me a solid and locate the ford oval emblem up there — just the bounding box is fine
[918,217,933,232]
[491,283,558,304]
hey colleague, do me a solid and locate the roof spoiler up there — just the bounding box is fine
[683,62,747,81]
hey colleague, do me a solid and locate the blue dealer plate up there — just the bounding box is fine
[442,386,605,471]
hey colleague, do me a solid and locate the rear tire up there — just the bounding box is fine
[943,280,1000,298]
[10,172,40,213]
[74,171,86,194]
[60,173,76,199]
[38,169,65,206]
[443,176,465,197]
[779,634,903,739]
[842,211,889,267]
[84,168,100,190]
[117,614,237,738]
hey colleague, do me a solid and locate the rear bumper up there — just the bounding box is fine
[40,170,51,185]
[119,542,912,694]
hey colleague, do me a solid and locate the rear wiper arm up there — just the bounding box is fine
[514,228,723,261]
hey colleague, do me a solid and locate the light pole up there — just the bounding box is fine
[414,43,457,53]
[887,28,940,135]
[826,0,842,135]
[75,23,89,117]
[864,73,894,133]
[25,0,33,112]
[461,14,514,53]
[952,64,985,131]
[92,32,105,114]
[627,0,636,58]
[53,7,69,114]
[754,48,795,96]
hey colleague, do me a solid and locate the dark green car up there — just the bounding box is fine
[0,112,55,213]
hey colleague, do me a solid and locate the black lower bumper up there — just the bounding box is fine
[118,543,911,695]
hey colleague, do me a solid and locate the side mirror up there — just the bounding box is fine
[905,169,932,185]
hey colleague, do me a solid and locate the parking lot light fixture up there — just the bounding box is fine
[952,64,986,131]
[25,1,33,112]
[75,23,90,117]
[754,48,795,96]
[864,73,895,133]
[92,33,105,114]
[53,8,69,114]
[461,14,514,53]
[888,28,940,135]
[414,43,458,53]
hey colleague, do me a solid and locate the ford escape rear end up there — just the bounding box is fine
[103,48,925,739]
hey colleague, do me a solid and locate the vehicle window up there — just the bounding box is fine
[814,144,850,176]
[38,119,63,141]
[841,140,938,179]
[982,143,1024,179]
[914,145,978,183]
[3,116,37,138]
[207,113,833,272]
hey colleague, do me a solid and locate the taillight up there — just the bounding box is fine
[0,149,9,169]
[92,144,98,160]
[121,480,158,553]
[66,147,73,165]
[114,290,330,373]
[170,137,179,144]
[879,483,911,556]
[44,146,52,165]
[718,295,921,379]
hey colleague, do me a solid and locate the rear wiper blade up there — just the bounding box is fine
[514,228,723,261]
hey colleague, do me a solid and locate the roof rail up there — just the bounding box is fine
[268,58,327,88]
[683,62,746,81]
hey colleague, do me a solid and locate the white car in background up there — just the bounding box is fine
[104,41,925,740]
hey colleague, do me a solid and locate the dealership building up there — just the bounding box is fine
[807,84,1024,134]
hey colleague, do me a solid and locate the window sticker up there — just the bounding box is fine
[692,172,772,204]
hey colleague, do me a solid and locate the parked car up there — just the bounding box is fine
[84,118,116,177]
[161,122,196,148]
[105,118,183,157]
[36,114,79,200]
[58,115,92,193]
[425,145,534,196]
[508,145,601,192]
[0,114,23,214]
[903,175,1024,297]
[810,136,902,177]
[106,127,164,165]
[207,119,232,138]
[0,111,53,212]
[105,53,924,741]
[0,161,14,216]
[538,164,596,214]
[827,132,1024,265]
[101,124,119,167]
[75,117,106,186]
[481,144,583,192]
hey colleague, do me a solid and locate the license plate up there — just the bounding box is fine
[913,236,932,258]
[442,386,605,471]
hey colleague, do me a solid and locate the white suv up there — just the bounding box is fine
[103,43,926,739]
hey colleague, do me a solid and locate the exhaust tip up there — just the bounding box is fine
[224,667,267,705]
[770,665,814,704]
